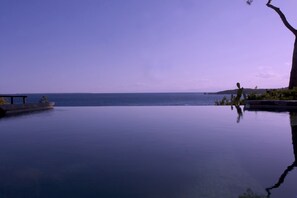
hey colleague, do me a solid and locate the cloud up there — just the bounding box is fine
[255,66,282,79]
[256,71,278,79]
[247,66,289,88]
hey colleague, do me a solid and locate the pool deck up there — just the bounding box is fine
[245,100,297,111]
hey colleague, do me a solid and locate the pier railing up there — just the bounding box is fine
[0,95,27,104]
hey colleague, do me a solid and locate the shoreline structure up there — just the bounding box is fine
[0,95,54,117]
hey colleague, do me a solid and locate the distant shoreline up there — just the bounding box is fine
[209,88,280,95]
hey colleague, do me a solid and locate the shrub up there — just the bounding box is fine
[0,97,7,105]
[215,96,232,105]
[247,88,297,100]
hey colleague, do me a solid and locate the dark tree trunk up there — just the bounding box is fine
[289,37,297,89]
[266,1,297,89]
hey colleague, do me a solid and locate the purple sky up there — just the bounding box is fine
[0,0,296,93]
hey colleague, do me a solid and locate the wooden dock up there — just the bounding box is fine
[0,95,54,117]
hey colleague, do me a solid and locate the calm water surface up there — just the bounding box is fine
[0,106,296,198]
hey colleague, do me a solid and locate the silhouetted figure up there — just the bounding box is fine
[232,82,244,107]
[265,112,297,197]
[231,83,244,123]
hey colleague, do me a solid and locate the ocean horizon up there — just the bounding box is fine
[3,93,229,106]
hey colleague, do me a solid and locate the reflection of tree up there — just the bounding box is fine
[238,111,297,197]
[265,112,297,197]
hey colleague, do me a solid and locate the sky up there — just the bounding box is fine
[0,0,296,93]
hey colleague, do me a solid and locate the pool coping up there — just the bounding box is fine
[244,100,297,111]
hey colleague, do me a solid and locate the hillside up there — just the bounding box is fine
[212,88,277,95]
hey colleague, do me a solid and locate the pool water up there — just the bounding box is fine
[0,106,296,198]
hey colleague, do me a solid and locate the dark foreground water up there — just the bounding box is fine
[0,106,296,198]
[18,93,227,106]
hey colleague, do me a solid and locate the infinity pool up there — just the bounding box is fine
[0,106,296,198]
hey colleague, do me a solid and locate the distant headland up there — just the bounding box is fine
[210,88,286,95]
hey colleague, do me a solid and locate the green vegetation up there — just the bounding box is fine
[247,88,297,100]
[0,97,7,105]
[215,83,297,105]
[215,96,232,105]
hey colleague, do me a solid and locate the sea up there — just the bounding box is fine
[18,93,228,106]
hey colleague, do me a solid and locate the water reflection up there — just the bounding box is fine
[238,110,297,198]
[231,105,243,123]
[265,112,297,197]
[0,109,54,120]
[0,107,296,197]
[238,188,266,198]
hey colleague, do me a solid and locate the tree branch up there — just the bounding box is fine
[266,1,297,35]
